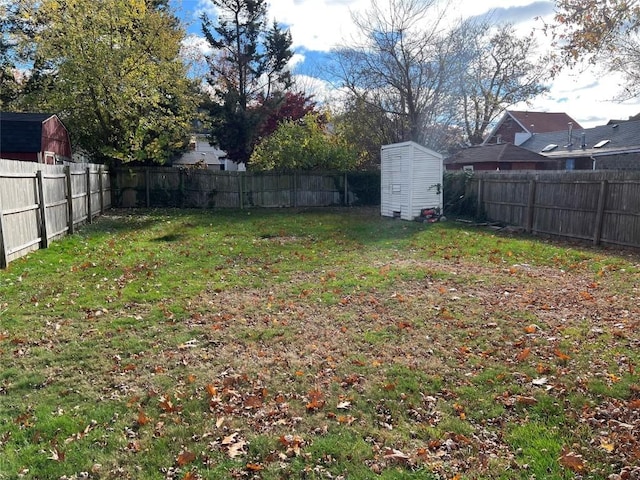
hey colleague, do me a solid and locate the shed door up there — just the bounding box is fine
[388,153,403,197]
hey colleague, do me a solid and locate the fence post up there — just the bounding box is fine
[145,168,151,207]
[98,166,104,214]
[238,172,244,209]
[593,180,608,246]
[344,172,348,206]
[86,167,92,223]
[65,166,74,234]
[36,170,50,248]
[293,172,297,208]
[476,178,484,218]
[525,178,537,233]
[0,201,7,269]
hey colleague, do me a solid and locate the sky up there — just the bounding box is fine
[172,0,640,129]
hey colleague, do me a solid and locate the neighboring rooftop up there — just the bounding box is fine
[483,110,583,146]
[446,142,550,165]
[519,119,640,158]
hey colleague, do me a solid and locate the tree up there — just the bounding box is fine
[16,0,197,164]
[333,92,403,169]
[331,0,457,147]
[551,0,640,99]
[201,0,293,163]
[250,113,361,171]
[256,91,319,141]
[452,21,549,145]
[0,2,26,109]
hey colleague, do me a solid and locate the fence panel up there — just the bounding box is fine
[0,158,110,268]
[111,168,380,209]
[470,171,640,249]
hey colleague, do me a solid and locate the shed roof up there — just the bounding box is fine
[445,143,549,165]
[519,120,640,158]
[381,140,443,158]
[0,112,57,153]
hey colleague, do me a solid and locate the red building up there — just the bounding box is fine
[0,112,72,164]
[483,111,582,146]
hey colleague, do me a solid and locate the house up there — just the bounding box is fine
[380,141,443,221]
[518,120,640,170]
[173,134,245,171]
[483,111,583,146]
[445,143,560,171]
[0,112,72,164]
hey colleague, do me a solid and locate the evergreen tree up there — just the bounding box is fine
[201,0,293,164]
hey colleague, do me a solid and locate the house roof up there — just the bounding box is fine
[508,111,583,133]
[445,142,550,165]
[519,119,640,159]
[1,112,56,153]
[482,110,583,145]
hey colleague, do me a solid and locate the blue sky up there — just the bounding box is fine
[172,0,640,128]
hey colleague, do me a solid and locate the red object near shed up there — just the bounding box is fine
[0,112,72,164]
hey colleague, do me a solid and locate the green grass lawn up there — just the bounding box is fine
[1,207,639,479]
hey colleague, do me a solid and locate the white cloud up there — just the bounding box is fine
[175,0,640,126]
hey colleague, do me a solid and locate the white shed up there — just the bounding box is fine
[380,141,443,221]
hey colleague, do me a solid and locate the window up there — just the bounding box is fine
[566,158,575,170]
[593,140,610,148]
[462,165,474,172]
[541,144,558,152]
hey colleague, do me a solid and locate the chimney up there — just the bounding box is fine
[581,132,586,149]
[568,122,573,144]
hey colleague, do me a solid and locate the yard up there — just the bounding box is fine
[0,207,639,480]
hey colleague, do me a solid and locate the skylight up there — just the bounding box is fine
[593,140,610,148]
[541,144,558,152]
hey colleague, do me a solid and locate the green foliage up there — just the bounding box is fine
[17,0,198,164]
[250,113,361,171]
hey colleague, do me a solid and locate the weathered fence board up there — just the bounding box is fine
[470,171,640,249]
[111,167,378,209]
[0,159,111,268]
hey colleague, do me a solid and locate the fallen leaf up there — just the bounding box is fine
[383,447,410,463]
[48,447,65,462]
[227,439,247,458]
[579,291,594,301]
[246,463,263,471]
[559,448,585,472]
[599,438,615,453]
[516,347,531,362]
[177,450,196,466]
[336,401,351,410]
[306,390,325,411]
[137,409,151,426]
[221,432,238,445]
[554,349,571,361]
[516,395,538,406]
[206,384,218,397]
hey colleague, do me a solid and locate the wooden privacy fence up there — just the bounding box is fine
[471,171,640,249]
[0,159,111,268]
[111,167,380,208]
